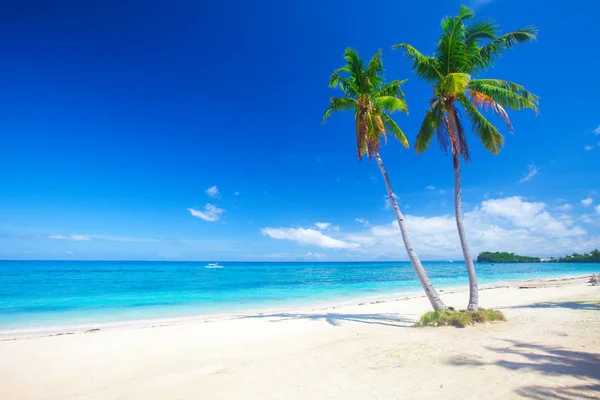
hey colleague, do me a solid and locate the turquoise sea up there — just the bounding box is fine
[1,260,599,331]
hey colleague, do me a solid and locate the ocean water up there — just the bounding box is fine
[1,260,599,331]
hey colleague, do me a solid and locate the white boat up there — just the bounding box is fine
[205,263,223,269]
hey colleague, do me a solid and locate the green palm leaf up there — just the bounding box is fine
[322,97,357,123]
[459,96,504,154]
[392,44,441,82]
[415,105,444,153]
[372,96,408,114]
[381,113,409,148]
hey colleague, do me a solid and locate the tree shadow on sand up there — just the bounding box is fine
[507,300,600,311]
[237,312,415,328]
[447,339,600,399]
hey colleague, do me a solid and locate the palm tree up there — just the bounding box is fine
[323,48,447,311]
[394,5,539,310]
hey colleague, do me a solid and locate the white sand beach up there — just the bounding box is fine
[1,275,599,400]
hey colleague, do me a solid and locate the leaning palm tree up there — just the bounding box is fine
[323,48,447,311]
[394,5,539,310]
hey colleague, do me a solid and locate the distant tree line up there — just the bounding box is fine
[477,249,600,263]
[477,252,540,263]
[557,249,600,263]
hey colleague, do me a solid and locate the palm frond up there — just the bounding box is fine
[469,79,539,113]
[372,79,407,98]
[459,96,504,154]
[437,6,475,75]
[469,90,513,131]
[465,20,498,44]
[457,5,475,21]
[480,26,538,59]
[381,113,409,148]
[439,72,471,96]
[372,96,408,114]
[416,103,444,153]
[322,97,357,124]
[393,44,441,82]
[342,48,367,92]
[453,107,471,163]
[366,50,384,88]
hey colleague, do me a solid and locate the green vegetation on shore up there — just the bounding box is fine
[477,249,600,263]
[477,251,540,263]
[415,308,506,328]
[559,249,600,263]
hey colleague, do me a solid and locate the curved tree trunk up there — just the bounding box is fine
[447,108,479,311]
[375,153,447,311]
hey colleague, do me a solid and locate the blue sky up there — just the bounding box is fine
[1,0,599,261]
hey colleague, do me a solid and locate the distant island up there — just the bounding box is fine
[477,249,600,263]
[477,252,540,263]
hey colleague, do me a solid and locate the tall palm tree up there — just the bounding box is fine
[394,5,539,310]
[323,48,447,311]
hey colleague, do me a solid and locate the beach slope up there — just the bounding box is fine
[1,277,599,399]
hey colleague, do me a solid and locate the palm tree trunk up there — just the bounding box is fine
[375,153,447,311]
[447,109,479,311]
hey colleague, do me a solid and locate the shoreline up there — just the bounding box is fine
[2,272,595,341]
[1,273,599,400]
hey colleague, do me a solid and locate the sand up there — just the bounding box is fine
[1,275,599,399]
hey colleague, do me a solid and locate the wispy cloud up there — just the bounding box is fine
[426,185,446,194]
[205,186,220,198]
[593,125,600,135]
[234,191,240,196]
[596,204,600,215]
[355,218,370,226]
[264,252,327,260]
[382,193,398,211]
[519,164,539,183]
[188,204,225,222]
[48,234,91,241]
[261,227,359,249]
[314,222,339,231]
[581,198,594,207]
[92,235,160,243]
[314,222,331,230]
[554,204,573,212]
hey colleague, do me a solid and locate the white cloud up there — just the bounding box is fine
[234,191,240,196]
[519,164,539,183]
[265,252,327,260]
[593,125,600,135]
[340,196,595,259]
[554,204,573,211]
[48,234,91,241]
[188,204,225,222]
[261,227,359,249]
[382,193,398,211]
[596,205,600,215]
[426,186,436,190]
[314,222,331,230]
[581,198,594,207]
[205,186,220,198]
[313,222,340,231]
[355,218,370,225]
[584,145,595,151]
[92,235,160,243]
